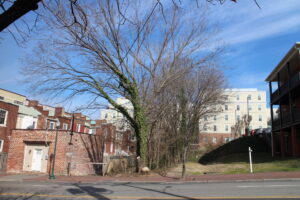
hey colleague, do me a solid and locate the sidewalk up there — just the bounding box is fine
[1,171,300,183]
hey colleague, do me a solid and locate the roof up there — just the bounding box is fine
[0,88,26,97]
[18,105,41,117]
[225,88,258,92]
[265,42,300,82]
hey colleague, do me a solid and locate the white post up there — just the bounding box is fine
[249,147,253,173]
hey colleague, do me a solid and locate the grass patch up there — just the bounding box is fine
[167,153,300,176]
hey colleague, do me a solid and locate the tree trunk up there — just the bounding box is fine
[181,146,188,180]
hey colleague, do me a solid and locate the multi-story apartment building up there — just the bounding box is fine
[200,89,268,145]
[100,97,133,131]
[266,42,300,157]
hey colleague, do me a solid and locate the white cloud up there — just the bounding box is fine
[211,0,300,45]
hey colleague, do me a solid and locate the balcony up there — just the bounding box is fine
[271,72,300,103]
[272,110,300,131]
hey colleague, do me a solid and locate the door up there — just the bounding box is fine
[31,149,43,171]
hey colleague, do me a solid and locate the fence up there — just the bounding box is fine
[0,152,8,171]
[104,155,136,175]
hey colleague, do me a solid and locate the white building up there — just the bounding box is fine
[100,97,133,130]
[200,89,269,144]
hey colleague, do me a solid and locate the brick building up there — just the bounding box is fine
[0,101,18,153]
[266,42,300,157]
[7,130,104,175]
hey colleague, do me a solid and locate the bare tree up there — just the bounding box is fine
[22,0,224,170]
[144,59,226,178]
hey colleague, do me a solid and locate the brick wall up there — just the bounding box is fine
[199,133,232,146]
[0,101,18,153]
[7,129,105,175]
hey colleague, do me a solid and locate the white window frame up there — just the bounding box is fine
[225,125,228,132]
[225,115,228,121]
[237,115,240,121]
[258,95,261,100]
[212,137,217,144]
[0,139,4,152]
[259,115,262,122]
[49,122,55,130]
[213,125,217,132]
[0,109,8,127]
[77,124,81,132]
[237,105,240,111]
[63,123,68,130]
[225,105,228,111]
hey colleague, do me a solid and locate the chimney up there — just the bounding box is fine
[28,100,39,107]
[55,107,64,117]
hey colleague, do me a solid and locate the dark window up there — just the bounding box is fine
[0,109,7,125]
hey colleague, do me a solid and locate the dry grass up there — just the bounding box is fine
[167,153,300,176]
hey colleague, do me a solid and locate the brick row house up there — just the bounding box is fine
[0,88,136,175]
[266,43,300,157]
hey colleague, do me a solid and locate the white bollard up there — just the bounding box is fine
[249,147,253,173]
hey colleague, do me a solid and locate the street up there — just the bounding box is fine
[0,180,300,200]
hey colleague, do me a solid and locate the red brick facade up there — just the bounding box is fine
[7,129,105,175]
[0,101,18,153]
[199,133,232,146]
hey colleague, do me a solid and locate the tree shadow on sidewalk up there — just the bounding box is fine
[67,183,112,199]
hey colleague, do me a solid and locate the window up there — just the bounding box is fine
[258,94,261,100]
[203,137,208,144]
[236,95,240,100]
[113,113,116,118]
[105,113,108,119]
[225,115,228,121]
[213,115,217,121]
[225,125,229,132]
[212,137,217,144]
[259,115,262,122]
[63,123,68,130]
[49,122,55,130]
[224,96,228,101]
[237,105,240,111]
[258,105,261,111]
[0,96,4,101]
[0,139,3,152]
[225,105,228,111]
[89,129,96,135]
[77,124,81,132]
[0,109,7,126]
[259,126,262,128]
[237,115,240,121]
[14,100,23,105]
[224,137,229,143]
[203,126,207,131]
[213,125,217,132]
[204,116,208,121]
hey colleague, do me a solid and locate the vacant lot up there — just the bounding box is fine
[167,153,300,176]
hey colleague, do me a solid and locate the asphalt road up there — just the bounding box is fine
[0,180,300,199]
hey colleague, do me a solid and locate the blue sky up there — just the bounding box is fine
[1,0,300,117]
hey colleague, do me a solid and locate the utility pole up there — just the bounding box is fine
[49,121,60,179]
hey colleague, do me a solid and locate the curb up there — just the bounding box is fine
[8,177,300,184]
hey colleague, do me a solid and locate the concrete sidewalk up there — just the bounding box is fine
[1,171,300,183]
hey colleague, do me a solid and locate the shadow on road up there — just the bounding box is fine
[119,183,199,200]
[67,183,112,199]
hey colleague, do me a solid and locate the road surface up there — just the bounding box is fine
[0,180,300,199]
